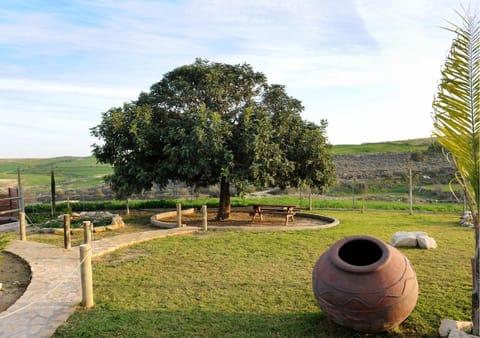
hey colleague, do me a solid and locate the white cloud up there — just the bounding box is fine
[0,78,138,98]
[0,0,473,156]
[316,0,467,145]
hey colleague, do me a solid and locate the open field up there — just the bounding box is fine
[47,210,472,337]
[331,138,434,155]
[0,156,112,192]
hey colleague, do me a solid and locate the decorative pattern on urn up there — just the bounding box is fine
[312,235,418,333]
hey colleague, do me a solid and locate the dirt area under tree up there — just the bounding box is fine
[0,251,31,312]
[162,209,329,227]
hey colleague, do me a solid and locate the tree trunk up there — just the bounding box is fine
[473,215,480,335]
[473,253,479,335]
[217,176,231,220]
[466,188,480,335]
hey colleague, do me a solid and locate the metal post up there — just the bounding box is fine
[79,244,94,308]
[202,205,208,231]
[176,203,182,228]
[19,211,26,241]
[83,221,92,245]
[63,214,71,249]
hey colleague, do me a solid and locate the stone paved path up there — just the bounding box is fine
[0,227,198,338]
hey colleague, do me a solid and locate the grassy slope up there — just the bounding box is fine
[332,137,435,155]
[0,156,112,190]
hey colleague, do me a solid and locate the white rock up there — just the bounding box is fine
[417,235,437,249]
[439,319,473,338]
[390,231,421,247]
[448,329,478,338]
[460,211,474,227]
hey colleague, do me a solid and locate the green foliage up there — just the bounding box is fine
[91,59,335,214]
[0,234,9,251]
[39,217,112,229]
[53,211,471,337]
[51,167,56,215]
[23,196,464,216]
[410,151,425,162]
[433,11,480,216]
[432,9,480,332]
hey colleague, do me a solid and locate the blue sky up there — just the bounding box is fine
[0,0,472,158]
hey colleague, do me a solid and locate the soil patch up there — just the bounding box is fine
[0,251,31,312]
[162,210,326,227]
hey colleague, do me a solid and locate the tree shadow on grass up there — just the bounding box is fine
[53,309,424,338]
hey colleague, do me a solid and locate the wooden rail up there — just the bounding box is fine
[0,174,23,219]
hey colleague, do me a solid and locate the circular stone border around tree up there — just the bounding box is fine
[150,208,339,230]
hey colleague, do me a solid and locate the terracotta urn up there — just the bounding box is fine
[312,235,418,333]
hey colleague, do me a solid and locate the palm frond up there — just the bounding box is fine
[433,12,480,212]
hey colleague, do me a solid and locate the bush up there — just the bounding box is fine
[0,234,9,250]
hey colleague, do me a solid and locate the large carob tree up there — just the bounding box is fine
[92,59,334,220]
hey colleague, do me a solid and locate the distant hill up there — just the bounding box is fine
[332,138,435,155]
[0,156,112,192]
[0,138,453,198]
[333,138,455,185]
[334,151,454,182]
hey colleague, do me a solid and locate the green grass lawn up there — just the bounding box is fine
[49,210,473,337]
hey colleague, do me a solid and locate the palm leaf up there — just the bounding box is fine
[432,11,480,333]
[433,12,480,217]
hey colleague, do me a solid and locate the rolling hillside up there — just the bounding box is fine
[0,157,112,192]
[331,137,434,155]
[0,137,455,202]
[333,138,454,182]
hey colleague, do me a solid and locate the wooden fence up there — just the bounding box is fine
[0,187,21,219]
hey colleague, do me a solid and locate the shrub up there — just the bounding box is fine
[0,234,8,250]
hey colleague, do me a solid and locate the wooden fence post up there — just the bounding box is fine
[19,211,26,241]
[176,203,182,228]
[17,167,24,213]
[83,221,92,245]
[202,205,208,231]
[79,244,94,308]
[63,214,71,249]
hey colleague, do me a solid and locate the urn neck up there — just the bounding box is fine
[330,235,391,273]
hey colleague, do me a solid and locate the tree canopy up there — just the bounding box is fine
[91,59,335,219]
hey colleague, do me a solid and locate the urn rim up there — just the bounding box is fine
[329,235,391,273]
